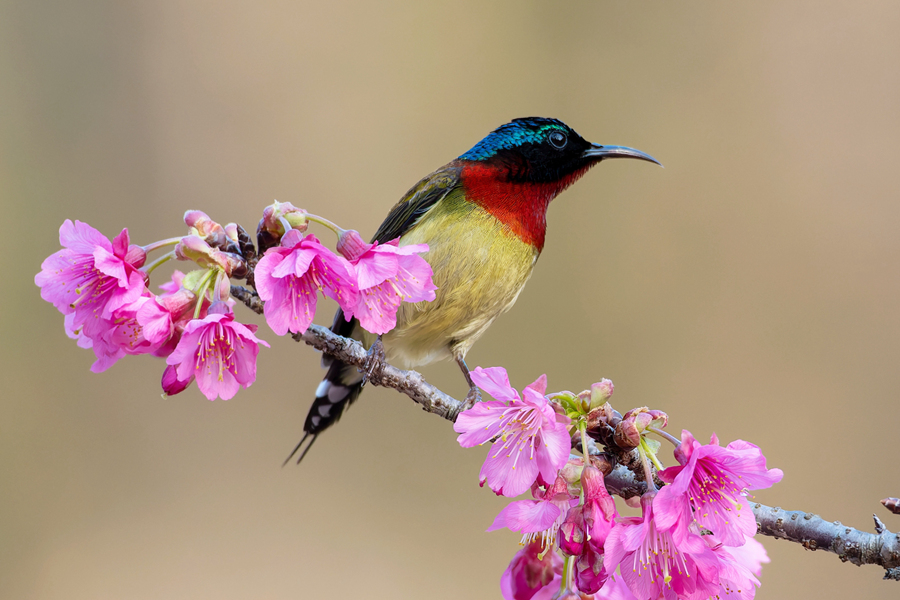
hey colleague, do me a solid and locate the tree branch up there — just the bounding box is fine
[231,283,900,581]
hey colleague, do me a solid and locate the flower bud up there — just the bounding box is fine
[175,236,247,277]
[587,452,614,476]
[558,506,585,556]
[175,235,218,266]
[558,458,584,486]
[224,222,239,243]
[259,201,308,235]
[125,244,147,268]
[614,417,642,449]
[622,407,668,430]
[336,229,370,261]
[574,546,607,594]
[501,542,562,600]
[161,364,192,397]
[589,379,614,409]
[184,210,228,247]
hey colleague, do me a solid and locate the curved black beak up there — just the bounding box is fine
[583,143,662,167]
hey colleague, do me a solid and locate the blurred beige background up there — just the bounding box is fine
[2,1,899,598]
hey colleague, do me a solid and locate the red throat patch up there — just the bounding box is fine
[460,162,592,251]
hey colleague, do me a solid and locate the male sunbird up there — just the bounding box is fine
[288,117,660,463]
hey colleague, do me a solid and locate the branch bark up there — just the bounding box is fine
[231,283,900,581]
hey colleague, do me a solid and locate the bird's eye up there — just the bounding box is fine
[548,131,567,149]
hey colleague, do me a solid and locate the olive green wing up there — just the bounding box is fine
[370,163,463,244]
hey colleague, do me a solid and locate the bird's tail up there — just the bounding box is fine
[286,310,366,465]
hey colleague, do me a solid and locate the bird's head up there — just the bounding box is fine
[458,117,660,184]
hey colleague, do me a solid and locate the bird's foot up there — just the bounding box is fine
[361,336,386,387]
[462,385,482,411]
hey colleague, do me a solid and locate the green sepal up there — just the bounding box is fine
[181,268,212,294]
[643,437,661,456]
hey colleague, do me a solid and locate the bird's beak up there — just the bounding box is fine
[583,144,663,167]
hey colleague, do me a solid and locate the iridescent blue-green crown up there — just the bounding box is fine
[459,117,571,161]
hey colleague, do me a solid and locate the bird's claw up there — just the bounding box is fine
[462,385,481,411]
[361,337,386,387]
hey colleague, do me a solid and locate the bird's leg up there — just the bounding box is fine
[361,335,386,387]
[455,354,482,410]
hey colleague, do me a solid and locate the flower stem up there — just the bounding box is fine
[142,250,176,276]
[192,269,215,319]
[306,213,343,237]
[559,554,572,595]
[648,426,680,447]
[142,237,182,254]
[640,437,665,472]
[214,270,229,302]
[637,443,657,492]
[579,422,590,503]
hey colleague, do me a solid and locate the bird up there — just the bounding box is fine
[286,117,660,463]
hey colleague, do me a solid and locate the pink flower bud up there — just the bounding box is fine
[175,236,246,277]
[615,408,669,450]
[335,229,370,261]
[587,452,614,476]
[558,506,585,556]
[589,379,614,408]
[184,210,227,247]
[500,542,562,600]
[258,201,309,241]
[574,545,607,594]
[614,417,642,449]
[125,244,147,268]
[224,222,239,242]
[161,364,192,397]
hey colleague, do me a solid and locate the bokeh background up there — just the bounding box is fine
[2,1,899,598]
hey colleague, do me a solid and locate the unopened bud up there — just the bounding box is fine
[175,235,246,277]
[622,407,668,430]
[184,210,227,247]
[587,452,614,476]
[589,379,614,409]
[614,417,642,449]
[224,222,239,242]
[576,389,591,412]
[336,229,370,261]
[258,201,308,253]
[558,506,585,557]
[125,244,147,268]
[559,458,584,485]
[259,201,308,236]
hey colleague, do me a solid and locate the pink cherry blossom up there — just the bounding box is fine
[728,537,769,578]
[336,230,437,335]
[605,493,721,600]
[255,231,358,335]
[655,430,783,546]
[488,475,578,550]
[83,295,175,372]
[165,303,269,400]
[454,366,572,497]
[500,541,563,600]
[36,220,148,342]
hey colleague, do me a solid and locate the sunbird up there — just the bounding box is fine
[288,117,660,462]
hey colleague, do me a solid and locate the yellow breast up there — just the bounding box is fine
[382,190,540,369]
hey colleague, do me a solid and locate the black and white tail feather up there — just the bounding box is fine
[284,309,365,465]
